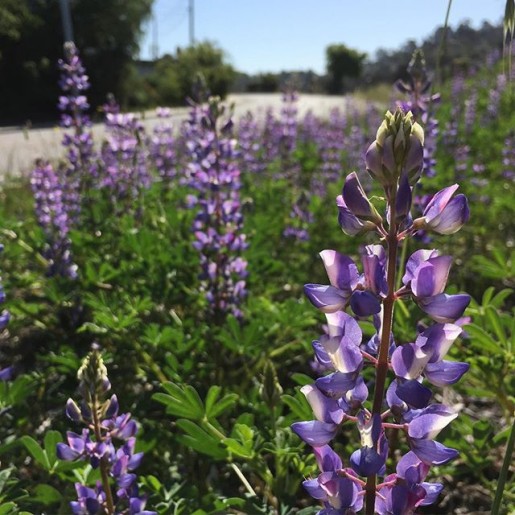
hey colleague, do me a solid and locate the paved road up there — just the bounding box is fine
[0,93,361,179]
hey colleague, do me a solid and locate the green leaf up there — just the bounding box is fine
[485,306,507,345]
[204,385,221,416]
[291,373,314,386]
[32,483,62,505]
[0,504,17,515]
[222,437,254,458]
[465,324,500,353]
[175,419,227,460]
[44,430,62,469]
[207,393,238,419]
[21,436,50,470]
[153,383,204,420]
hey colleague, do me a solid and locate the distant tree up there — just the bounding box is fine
[325,44,366,94]
[0,0,152,123]
[174,41,236,100]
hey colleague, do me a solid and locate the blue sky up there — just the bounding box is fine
[139,0,505,74]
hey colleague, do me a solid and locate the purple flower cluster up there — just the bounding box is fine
[396,50,439,178]
[293,109,470,514]
[183,96,248,319]
[58,41,98,207]
[149,107,177,183]
[31,160,78,279]
[101,111,151,211]
[57,349,155,515]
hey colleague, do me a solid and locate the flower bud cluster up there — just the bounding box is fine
[183,96,248,319]
[293,108,471,514]
[365,110,424,188]
[57,350,155,515]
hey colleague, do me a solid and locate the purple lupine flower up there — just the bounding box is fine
[183,96,248,320]
[292,108,470,513]
[303,445,364,514]
[31,161,78,279]
[502,133,515,180]
[149,107,176,182]
[237,111,265,175]
[101,110,151,213]
[310,108,345,196]
[463,87,478,135]
[413,184,470,235]
[58,43,98,232]
[57,349,155,515]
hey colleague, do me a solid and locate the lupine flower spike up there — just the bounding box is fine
[294,108,470,514]
[57,349,155,515]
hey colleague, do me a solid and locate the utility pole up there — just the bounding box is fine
[151,12,159,60]
[189,0,195,46]
[59,0,74,43]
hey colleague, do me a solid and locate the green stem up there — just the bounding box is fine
[365,191,399,515]
[230,463,257,497]
[491,416,515,515]
[435,0,453,85]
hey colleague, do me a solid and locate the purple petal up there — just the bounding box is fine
[350,290,381,316]
[396,451,430,484]
[403,249,439,285]
[420,482,444,505]
[319,250,359,292]
[396,380,432,409]
[424,360,469,386]
[408,405,457,440]
[316,372,358,399]
[291,421,338,446]
[415,323,462,362]
[350,446,385,476]
[56,443,81,461]
[325,311,362,343]
[410,439,459,465]
[304,284,348,313]
[418,293,471,323]
[423,185,459,221]
[319,335,363,373]
[301,384,344,424]
[313,444,343,473]
[302,478,328,500]
[395,173,412,222]
[391,343,431,380]
[342,172,380,222]
[411,255,453,298]
[337,195,376,235]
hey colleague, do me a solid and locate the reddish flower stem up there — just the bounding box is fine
[365,189,399,515]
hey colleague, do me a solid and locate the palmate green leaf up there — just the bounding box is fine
[153,382,204,420]
[20,436,50,470]
[221,437,254,458]
[175,419,227,460]
[281,393,312,421]
[205,386,238,419]
[465,324,501,353]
